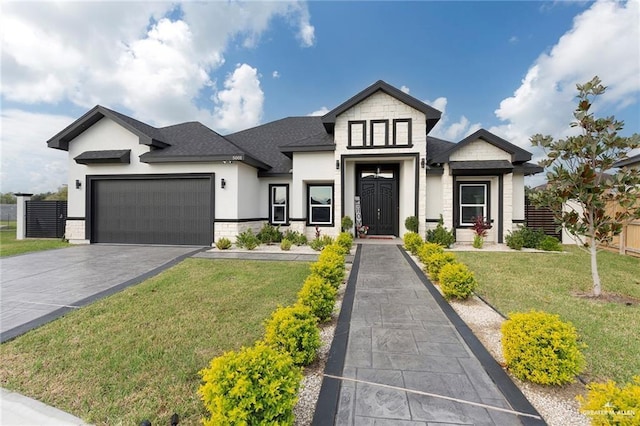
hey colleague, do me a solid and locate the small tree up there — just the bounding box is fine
[530,76,640,297]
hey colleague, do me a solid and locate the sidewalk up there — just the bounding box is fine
[0,389,87,425]
[314,244,545,425]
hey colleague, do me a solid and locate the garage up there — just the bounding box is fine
[89,175,214,246]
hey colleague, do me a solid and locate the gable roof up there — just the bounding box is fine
[614,153,640,168]
[321,80,442,134]
[428,129,532,164]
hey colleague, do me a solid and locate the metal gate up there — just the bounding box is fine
[26,201,67,238]
[524,197,561,239]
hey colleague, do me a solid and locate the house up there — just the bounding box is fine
[47,80,542,246]
[614,153,640,169]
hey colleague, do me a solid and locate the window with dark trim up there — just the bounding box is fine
[270,184,289,225]
[308,184,333,225]
[458,183,488,226]
[393,119,412,146]
[370,120,389,146]
[348,121,366,147]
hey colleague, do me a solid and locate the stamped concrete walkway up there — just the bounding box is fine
[314,244,544,425]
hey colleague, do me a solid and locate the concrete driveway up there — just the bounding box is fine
[1,244,202,342]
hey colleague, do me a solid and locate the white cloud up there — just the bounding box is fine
[212,64,264,133]
[508,35,519,44]
[308,107,330,116]
[400,85,410,94]
[492,0,640,154]
[1,110,73,193]
[273,71,281,79]
[426,96,482,141]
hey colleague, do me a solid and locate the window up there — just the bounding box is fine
[459,183,488,226]
[370,120,389,146]
[348,121,366,147]
[270,184,288,225]
[308,184,333,225]
[392,119,412,146]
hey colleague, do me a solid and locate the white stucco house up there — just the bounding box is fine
[47,80,542,246]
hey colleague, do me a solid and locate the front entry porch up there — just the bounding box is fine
[356,163,399,236]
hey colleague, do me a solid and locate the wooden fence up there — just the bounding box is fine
[605,201,640,257]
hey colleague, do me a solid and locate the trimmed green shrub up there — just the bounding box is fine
[425,252,456,279]
[257,223,282,244]
[309,235,333,251]
[505,231,524,250]
[283,229,307,246]
[280,238,292,251]
[577,376,640,426]
[501,310,586,385]
[198,342,302,426]
[403,232,423,255]
[336,232,353,255]
[297,274,337,322]
[264,305,320,366]
[439,263,477,300]
[472,234,484,249]
[426,216,456,248]
[520,227,545,248]
[311,248,345,287]
[417,242,444,264]
[215,237,231,250]
[405,216,419,233]
[341,216,353,232]
[538,235,562,252]
[235,229,260,250]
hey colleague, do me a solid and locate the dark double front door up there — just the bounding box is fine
[357,164,399,236]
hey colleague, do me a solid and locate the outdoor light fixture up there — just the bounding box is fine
[421,158,426,169]
[221,178,226,189]
[75,179,82,189]
[336,160,340,170]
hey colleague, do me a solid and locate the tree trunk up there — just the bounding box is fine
[590,235,602,297]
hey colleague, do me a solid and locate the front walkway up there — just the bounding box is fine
[315,244,544,425]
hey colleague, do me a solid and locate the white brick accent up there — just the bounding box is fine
[65,220,89,244]
[450,139,512,162]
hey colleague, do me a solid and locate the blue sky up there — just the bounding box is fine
[2,0,639,193]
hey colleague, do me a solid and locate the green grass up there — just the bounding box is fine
[0,223,69,257]
[454,246,640,384]
[0,258,311,425]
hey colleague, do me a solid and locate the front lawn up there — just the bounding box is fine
[455,246,640,384]
[0,258,311,425]
[0,224,69,257]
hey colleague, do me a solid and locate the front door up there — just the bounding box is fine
[357,164,399,236]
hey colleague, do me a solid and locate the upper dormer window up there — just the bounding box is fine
[347,119,412,149]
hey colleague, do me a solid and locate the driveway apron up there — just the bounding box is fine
[317,244,544,426]
[1,245,201,342]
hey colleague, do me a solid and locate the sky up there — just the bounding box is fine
[1,0,639,194]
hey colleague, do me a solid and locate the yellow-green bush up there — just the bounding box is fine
[311,249,345,288]
[198,342,302,426]
[335,232,353,255]
[403,232,423,255]
[280,238,292,251]
[577,376,640,425]
[501,310,585,385]
[417,242,444,264]
[439,263,477,300]
[215,237,232,250]
[297,274,337,322]
[425,252,456,279]
[264,305,320,366]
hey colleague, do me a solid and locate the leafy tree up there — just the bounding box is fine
[44,186,68,201]
[0,193,17,204]
[530,76,640,297]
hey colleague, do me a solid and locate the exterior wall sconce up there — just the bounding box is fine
[75,179,82,189]
[221,178,226,189]
[421,158,426,168]
[336,160,340,170]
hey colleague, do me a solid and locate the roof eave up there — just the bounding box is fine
[139,153,271,170]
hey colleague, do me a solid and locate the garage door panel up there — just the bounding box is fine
[92,177,213,245]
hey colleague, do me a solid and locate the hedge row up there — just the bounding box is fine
[198,232,352,424]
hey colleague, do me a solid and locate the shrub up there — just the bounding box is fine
[417,242,444,264]
[283,230,308,246]
[577,376,640,426]
[311,249,345,287]
[505,230,524,250]
[538,235,562,252]
[257,223,282,244]
[323,242,348,258]
[280,238,292,251]
[520,227,545,248]
[405,216,419,233]
[297,274,337,322]
[309,235,333,251]
[425,252,456,279]
[501,310,586,385]
[403,232,423,255]
[341,216,353,232]
[426,216,456,248]
[198,342,302,426]
[472,234,484,249]
[439,263,477,300]
[235,229,260,250]
[264,305,320,366]
[336,232,353,254]
[215,237,231,250]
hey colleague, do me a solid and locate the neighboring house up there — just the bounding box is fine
[614,153,640,169]
[47,80,542,246]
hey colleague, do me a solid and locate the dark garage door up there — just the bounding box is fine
[91,176,213,245]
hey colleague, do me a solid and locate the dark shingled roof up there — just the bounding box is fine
[614,153,640,168]
[430,129,532,164]
[74,150,130,165]
[426,136,456,164]
[225,117,332,175]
